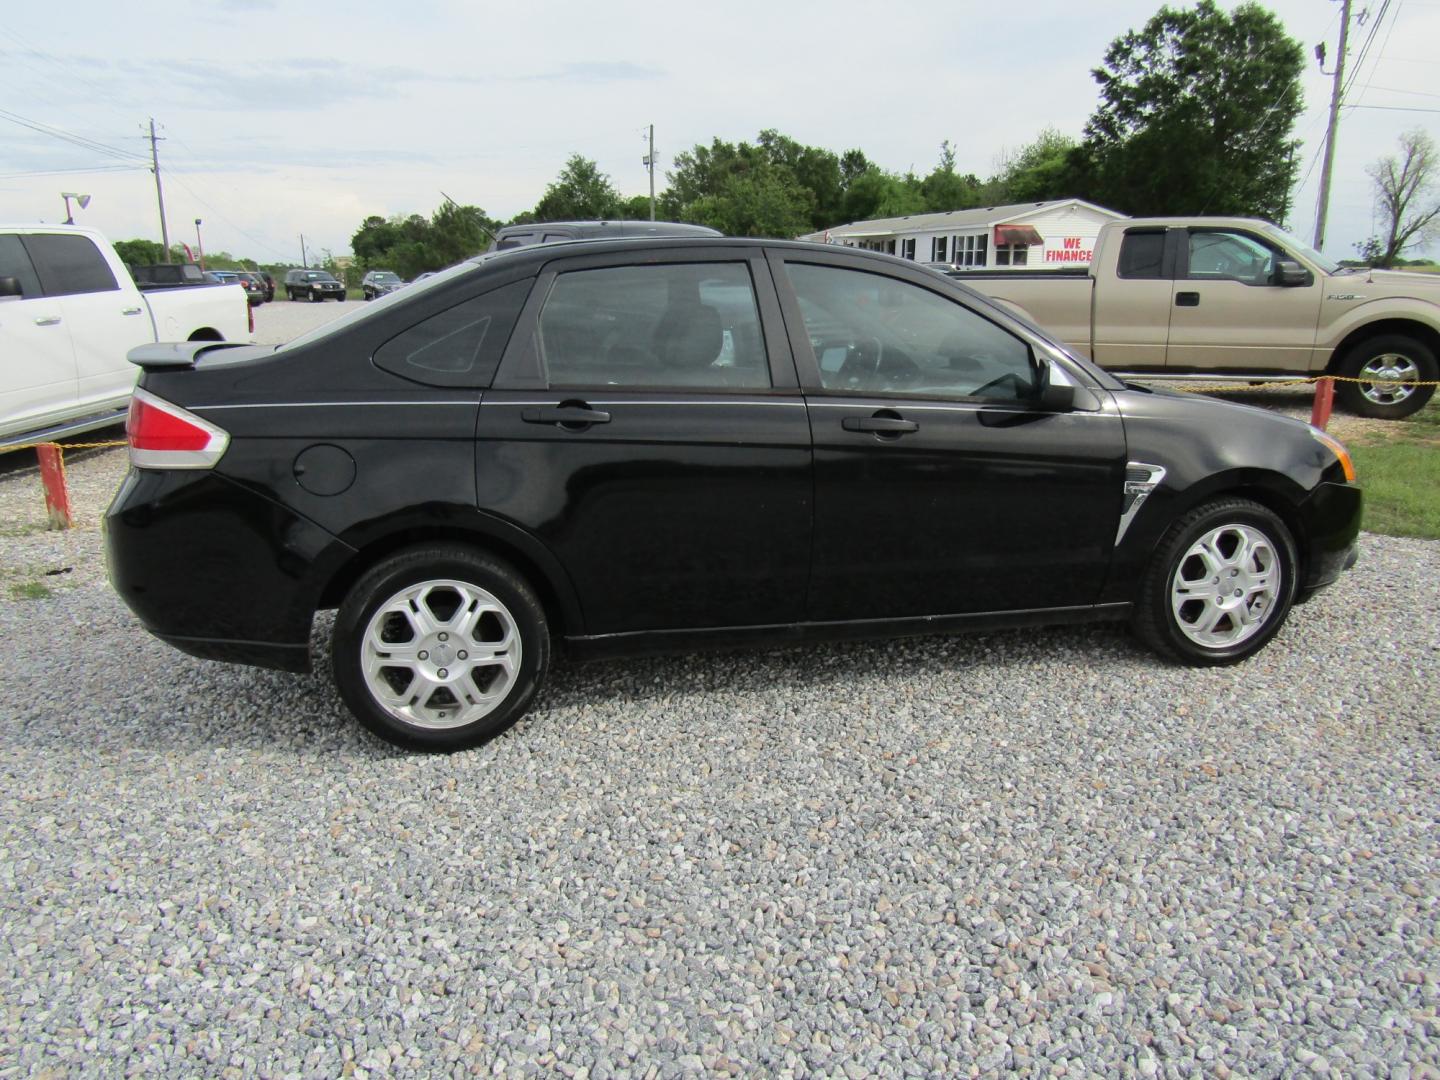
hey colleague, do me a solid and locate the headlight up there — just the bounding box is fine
[1309,427,1356,483]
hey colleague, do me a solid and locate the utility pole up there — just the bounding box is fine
[148,118,171,261]
[299,233,307,268]
[645,124,656,221]
[1313,0,1353,251]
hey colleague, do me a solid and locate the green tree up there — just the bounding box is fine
[1080,0,1304,219]
[531,155,623,221]
[919,141,982,211]
[987,128,1082,204]
[349,202,498,280]
[1355,129,1440,268]
[113,238,167,267]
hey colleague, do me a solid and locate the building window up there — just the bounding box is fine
[901,238,916,260]
[996,244,1029,267]
[932,236,949,262]
[948,235,989,268]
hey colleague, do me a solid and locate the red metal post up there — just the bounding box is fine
[36,443,72,530]
[1310,377,1335,431]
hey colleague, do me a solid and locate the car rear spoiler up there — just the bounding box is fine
[128,341,270,370]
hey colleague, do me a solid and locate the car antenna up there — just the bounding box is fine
[439,190,497,246]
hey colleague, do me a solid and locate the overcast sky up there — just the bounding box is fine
[2,0,1437,265]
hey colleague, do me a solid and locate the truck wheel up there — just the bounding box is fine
[332,545,550,752]
[1131,498,1298,666]
[1335,335,1437,419]
[310,289,322,303]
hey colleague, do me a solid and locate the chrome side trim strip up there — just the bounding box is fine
[1115,462,1167,545]
[482,399,806,408]
[191,401,476,411]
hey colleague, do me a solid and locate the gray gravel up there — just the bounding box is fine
[2,429,1438,1077]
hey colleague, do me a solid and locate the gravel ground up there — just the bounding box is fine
[0,312,1437,1077]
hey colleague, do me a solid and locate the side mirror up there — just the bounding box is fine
[0,276,23,299]
[1274,259,1311,287]
[1036,359,1076,411]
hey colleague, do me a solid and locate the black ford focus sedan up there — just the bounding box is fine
[106,238,1361,751]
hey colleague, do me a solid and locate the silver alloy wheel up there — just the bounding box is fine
[1357,352,1419,407]
[360,578,521,730]
[1170,523,1282,650]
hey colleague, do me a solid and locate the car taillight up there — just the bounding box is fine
[127,388,229,469]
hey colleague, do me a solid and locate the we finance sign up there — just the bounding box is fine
[1045,237,1093,263]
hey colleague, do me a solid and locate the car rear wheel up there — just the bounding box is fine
[1132,498,1298,665]
[1334,334,1437,419]
[333,545,550,752]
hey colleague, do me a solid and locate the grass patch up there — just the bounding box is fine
[1348,401,1440,539]
[9,581,53,601]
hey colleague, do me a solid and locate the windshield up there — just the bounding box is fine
[373,272,401,283]
[1260,224,1341,275]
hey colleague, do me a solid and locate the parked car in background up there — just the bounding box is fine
[0,224,250,445]
[488,219,721,251]
[234,272,267,305]
[107,236,1360,752]
[958,216,1440,419]
[362,270,406,300]
[256,270,276,301]
[284,268,346,302]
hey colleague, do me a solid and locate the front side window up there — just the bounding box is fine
[24,234,118,296]
[374,280,530,387]
[0,235,43,299]
[788,263,1036,401]
[1186,231,1277,286]
[539,262,770,389]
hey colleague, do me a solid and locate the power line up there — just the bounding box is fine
[0,163,145,180]
[1344,103,1440,112]
[1356,83,1440,97]
[0,107,148,162]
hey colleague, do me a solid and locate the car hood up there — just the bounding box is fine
[1328,268,1440,297]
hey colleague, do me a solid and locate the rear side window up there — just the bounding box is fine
[0,235,44,299]
[374,279,531,388]
[1117,231,1166,280]
[538,262,770,389]
[24,234,119,296]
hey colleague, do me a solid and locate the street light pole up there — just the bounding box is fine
[194,219,205,271]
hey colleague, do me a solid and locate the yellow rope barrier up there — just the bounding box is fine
[0,439,127,457]
[1148,375,1440,393]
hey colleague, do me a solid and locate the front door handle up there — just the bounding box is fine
[842,415,918,435]
[122,306,143,316]
[1175,291,1200,307]
[34,315,62,326]
[521,405,612,428]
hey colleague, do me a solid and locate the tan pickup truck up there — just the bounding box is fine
[957,216,1440,419]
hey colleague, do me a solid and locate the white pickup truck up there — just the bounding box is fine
[0,225,251,446]
[959,216,1440,419]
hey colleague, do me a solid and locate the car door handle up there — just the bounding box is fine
[122,306,143,316]
[842,415,918,435]
[521,406,612,427]
[1175,292,1200,307]
[34,315,62,326]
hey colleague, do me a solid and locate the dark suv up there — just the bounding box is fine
[284,268,345,302]
[108,238,1361,751]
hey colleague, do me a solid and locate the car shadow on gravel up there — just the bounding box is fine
[85,615,1140,758]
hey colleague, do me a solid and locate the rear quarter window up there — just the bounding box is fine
[373,279,531,388]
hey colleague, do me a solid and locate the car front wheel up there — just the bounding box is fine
[1132,498,1298,665]
[333,545,550,751]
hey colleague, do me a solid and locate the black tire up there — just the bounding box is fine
[1131,498,1298,666]
[310,289,322,303]
[333,545,549,752]
[1334,334,1437,419]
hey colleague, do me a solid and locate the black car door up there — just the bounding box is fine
[768,248,1127,622]
[480,246,812,636]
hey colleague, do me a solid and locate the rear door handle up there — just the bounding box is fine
[34,315,62,326]
[1175,291,1200,307]
[521,406,612,427]
[122,306,143,316]
[842,416,918,435]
